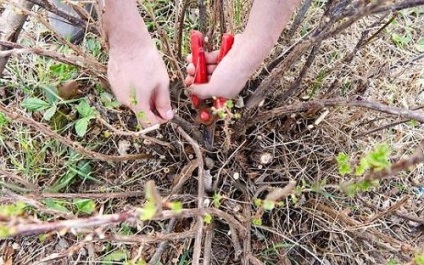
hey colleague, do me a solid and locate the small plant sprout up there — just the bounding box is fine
[203,213,212,224]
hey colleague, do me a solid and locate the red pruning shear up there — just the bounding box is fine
[189,30,234,148]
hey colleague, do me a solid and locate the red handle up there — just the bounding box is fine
[190,30,208,108]
[215,33,234,109]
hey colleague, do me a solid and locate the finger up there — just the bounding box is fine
[186,63,195,75]
[134,105,161,128]
[188,83,214,99]
[205,50,220,64]
[186,54,192,63]
[154,85,174,121]
[184,75,194,87]
[186,50,220,64]
[186,64,217,77]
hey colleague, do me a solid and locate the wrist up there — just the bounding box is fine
[235,33,274,76]
[102,0,152,50]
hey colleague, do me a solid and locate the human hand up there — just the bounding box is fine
[107,43,173,128]
[184,34,253,100]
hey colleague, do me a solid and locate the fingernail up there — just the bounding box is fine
[166,110,174,119]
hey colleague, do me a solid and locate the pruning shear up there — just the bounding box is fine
[189,30,234,148]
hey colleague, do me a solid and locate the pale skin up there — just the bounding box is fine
[101,0,300,128]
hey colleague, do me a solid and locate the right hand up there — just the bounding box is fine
[184,34,253,100]
[107,42,173,128]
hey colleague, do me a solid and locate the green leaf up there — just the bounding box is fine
[100,92,120,108]
[203,213,212,224]
[414,253,424,265]
[75,117,91,137]
[391,33,411,47]
[140,200,156,221]
[0,225,16,238]
[49,63,77,81]
[73,199,96,214]
[43,104,57,121]
[366,143,391,171]
[355,157,370,176]
[21,97,50,111]
[169,201,183,213]
[252,218,262,226]
[0,202,26,217]
[263,200,275,211]
[225,99,234,108]
[0,112,10,128]
[76,99,94,118]
[416,37,424,52]
[43,198,71,213]
[102,250,128,264]
[212,193,222,208]
[336,152,352,175]
[254,198,262,207]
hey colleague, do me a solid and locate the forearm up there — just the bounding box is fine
[100,0,151,49]
[241,0,301,68]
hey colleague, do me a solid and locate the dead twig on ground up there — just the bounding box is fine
[0,104,152,162]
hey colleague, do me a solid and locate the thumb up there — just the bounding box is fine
[154,85,174,120]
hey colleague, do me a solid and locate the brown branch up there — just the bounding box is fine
[1,207,245,238]
[176,126,205,265]
[314,200,416,255]
[0,169,39,191]
[31,191,146,199]
[171,115,206,148]
[364,141,424,181]
[0,104,152,162]
[255,97,424,123]
[0,41,106,76]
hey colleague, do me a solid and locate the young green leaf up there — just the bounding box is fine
[21,98,50,111]
[416,37,424,52]
[213,193,222,208]
[169,201,183,213]
[102,250,128,264]
[140,200,156,221]
[355,157,370,176]
[76,99,94,118]
[0,225,16,238]
[0,202,26,217]
[336,152,352,175]
[43,104,57,121]
[73,199,96,214]
[75,117,91,137]
[366,143,391,171]
[203,213,212,224]
[263,200,275,211]
[252,218,262,226]
[43,199,71,213]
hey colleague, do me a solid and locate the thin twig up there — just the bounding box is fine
[148,219,177,265]
[96,115,171,148]
[177,126,205,265]
[1,206,245,238]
